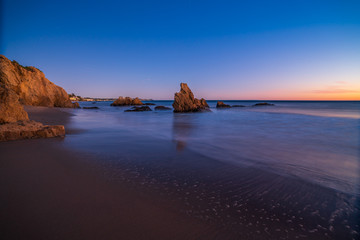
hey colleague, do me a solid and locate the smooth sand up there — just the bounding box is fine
[0,107,210,240]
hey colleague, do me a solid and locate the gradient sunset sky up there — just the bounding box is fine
[1,0,360,100]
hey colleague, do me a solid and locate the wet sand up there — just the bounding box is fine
[1,106,359,239]
[0,107,210,240]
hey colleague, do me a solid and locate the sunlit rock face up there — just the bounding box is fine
[0,55,78,108]
[172,83,209,112]
[0,87,29,124]
[111,97,143,106]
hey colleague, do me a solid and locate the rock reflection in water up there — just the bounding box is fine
[172,114,196,151]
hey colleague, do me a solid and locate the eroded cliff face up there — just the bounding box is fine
[0,88,29,124]
[0,55,78,108]
[172,83,209,112]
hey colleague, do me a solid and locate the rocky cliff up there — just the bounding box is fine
[0,55,78,108]
[0,55,75,141]
[173,83,209,112]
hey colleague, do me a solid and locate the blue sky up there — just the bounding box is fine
[2,0,360,99]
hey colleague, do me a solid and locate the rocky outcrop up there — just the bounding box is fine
[172,83,209,112]
[124,106,152,112]
[253,102,275,106]
[0,87,29,124]
[0,55,78,108]
[155,106,171,110]
[0,120,65,142]
[216,101,231,108]
[83,106,99,109]
[144,103,156,105]
[232,105,245,107]
[110,97,143,106]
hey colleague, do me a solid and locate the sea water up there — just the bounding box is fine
[64,100,360,196]
[58,100,360,238]
[61,101,360,194]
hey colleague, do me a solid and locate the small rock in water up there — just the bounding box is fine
[216,101,231,108]
[155,106,171,110]
[252,102,274,106]
[125,106,152,112]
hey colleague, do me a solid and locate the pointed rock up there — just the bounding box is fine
[172,83,210,112]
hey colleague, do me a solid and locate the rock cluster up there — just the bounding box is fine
[110,97,143,106]
[216,101,231,108]
[0,55,78,108]
[0,120,65,142]
[172,83,209,112]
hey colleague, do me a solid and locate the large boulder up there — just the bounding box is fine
[172,83,209,112]
[0,120,65,142]
[111,96,143,106]
[0,55,78,108]
[0,87,29,124]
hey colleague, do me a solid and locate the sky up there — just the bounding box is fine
[1,0,360,100]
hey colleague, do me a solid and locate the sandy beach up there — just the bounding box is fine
[0,107,211,240]
[1,105,359,239]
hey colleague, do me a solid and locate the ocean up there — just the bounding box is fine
[60,100,359,239]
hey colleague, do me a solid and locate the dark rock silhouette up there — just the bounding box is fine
[253,102,275,106]
[155,106,171,110]
[83,107,99,109]
[216,101,231,108]
[125,106,152,112]
[232,105,245,107]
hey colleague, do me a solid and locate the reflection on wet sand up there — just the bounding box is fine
[172,114,196,151]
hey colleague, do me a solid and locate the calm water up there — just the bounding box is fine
[66,100,360,195]
[61,100,359,239]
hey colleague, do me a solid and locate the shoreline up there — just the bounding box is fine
[0,106,212,240]
[1,106,359,239]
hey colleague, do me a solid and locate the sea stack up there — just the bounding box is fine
[0,55,79,108]
[172,83,209,112]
